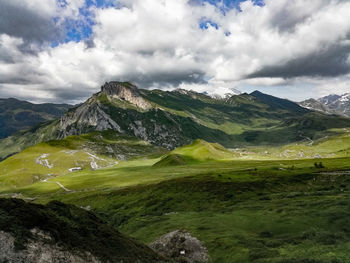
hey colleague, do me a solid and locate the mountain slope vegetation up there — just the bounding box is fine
[0,130,166,190]
[2,145,350,262]
[0,98,71,139]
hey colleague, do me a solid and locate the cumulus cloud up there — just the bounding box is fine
[0,0,85,46]
[0,0,350,103]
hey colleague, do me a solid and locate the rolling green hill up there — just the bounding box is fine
[153,139,238,167]
[0,130,166,190]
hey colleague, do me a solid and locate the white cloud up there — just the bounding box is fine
[1,0,350,103]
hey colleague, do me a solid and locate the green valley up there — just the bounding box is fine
[1,129,350,262]
[1,82,350,262]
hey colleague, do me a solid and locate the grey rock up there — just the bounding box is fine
[58,96,122,138]
[101,81,152,110]
[0,229,101,263]
[150,230,210,263]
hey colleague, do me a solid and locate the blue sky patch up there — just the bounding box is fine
[55,0,264,46]
[200,20,219,30]
[199,0,264,13]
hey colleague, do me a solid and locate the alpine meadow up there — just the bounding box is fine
[1,1,350,263]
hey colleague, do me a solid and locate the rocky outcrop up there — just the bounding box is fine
[150,230,210,263]
[57,82,154,139]
[58,97,122,138]
[0,230,101,263]
[101,82,152,110]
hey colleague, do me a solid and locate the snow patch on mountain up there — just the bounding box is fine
[202,87,241,99]
[339,93,350,102]
[302,93,350,117]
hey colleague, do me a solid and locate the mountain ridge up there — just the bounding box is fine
[299,93,350,117]
[1,81,350,160]
[0,98,72,139]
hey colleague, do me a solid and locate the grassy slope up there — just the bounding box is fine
[0,130,166,190]
[153,139,239,167]
[1,153,350,262]
[141,90,288,138]
[0,120,60,161]
[172,139,237,161]
[2,131,350,262]
[244,128,350,160]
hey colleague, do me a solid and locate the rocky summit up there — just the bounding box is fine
[101,81,152,110]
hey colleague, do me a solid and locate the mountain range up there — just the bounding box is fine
[1,81,350,160]
[0,98,71,139]
[299,93,350,117]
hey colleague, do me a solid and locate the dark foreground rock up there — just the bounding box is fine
[0,198,165,263]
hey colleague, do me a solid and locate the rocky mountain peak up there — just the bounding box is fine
[101,81,152,110]
[318,94,341,105]
[299,93,350,117]
[101,81,138,96]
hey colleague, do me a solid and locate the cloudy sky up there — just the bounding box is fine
[0,0,349,103]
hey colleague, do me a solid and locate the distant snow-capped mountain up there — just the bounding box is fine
[318,94,342,105]
[299,93,350,117]
[202,87,241,100]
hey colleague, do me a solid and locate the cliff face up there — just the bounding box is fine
[101,81,152,110]
[57,82,152,139]
[58,97,122,138]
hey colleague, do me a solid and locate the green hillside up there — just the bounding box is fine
[171,139,236,160]
[154,140,236,167]
[242,128,350,160]
[0,130,166,190]
[1,132,350,262]
[0,98,71,139]
[1,149,350,262]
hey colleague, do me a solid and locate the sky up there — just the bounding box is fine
[0,0,349,104]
